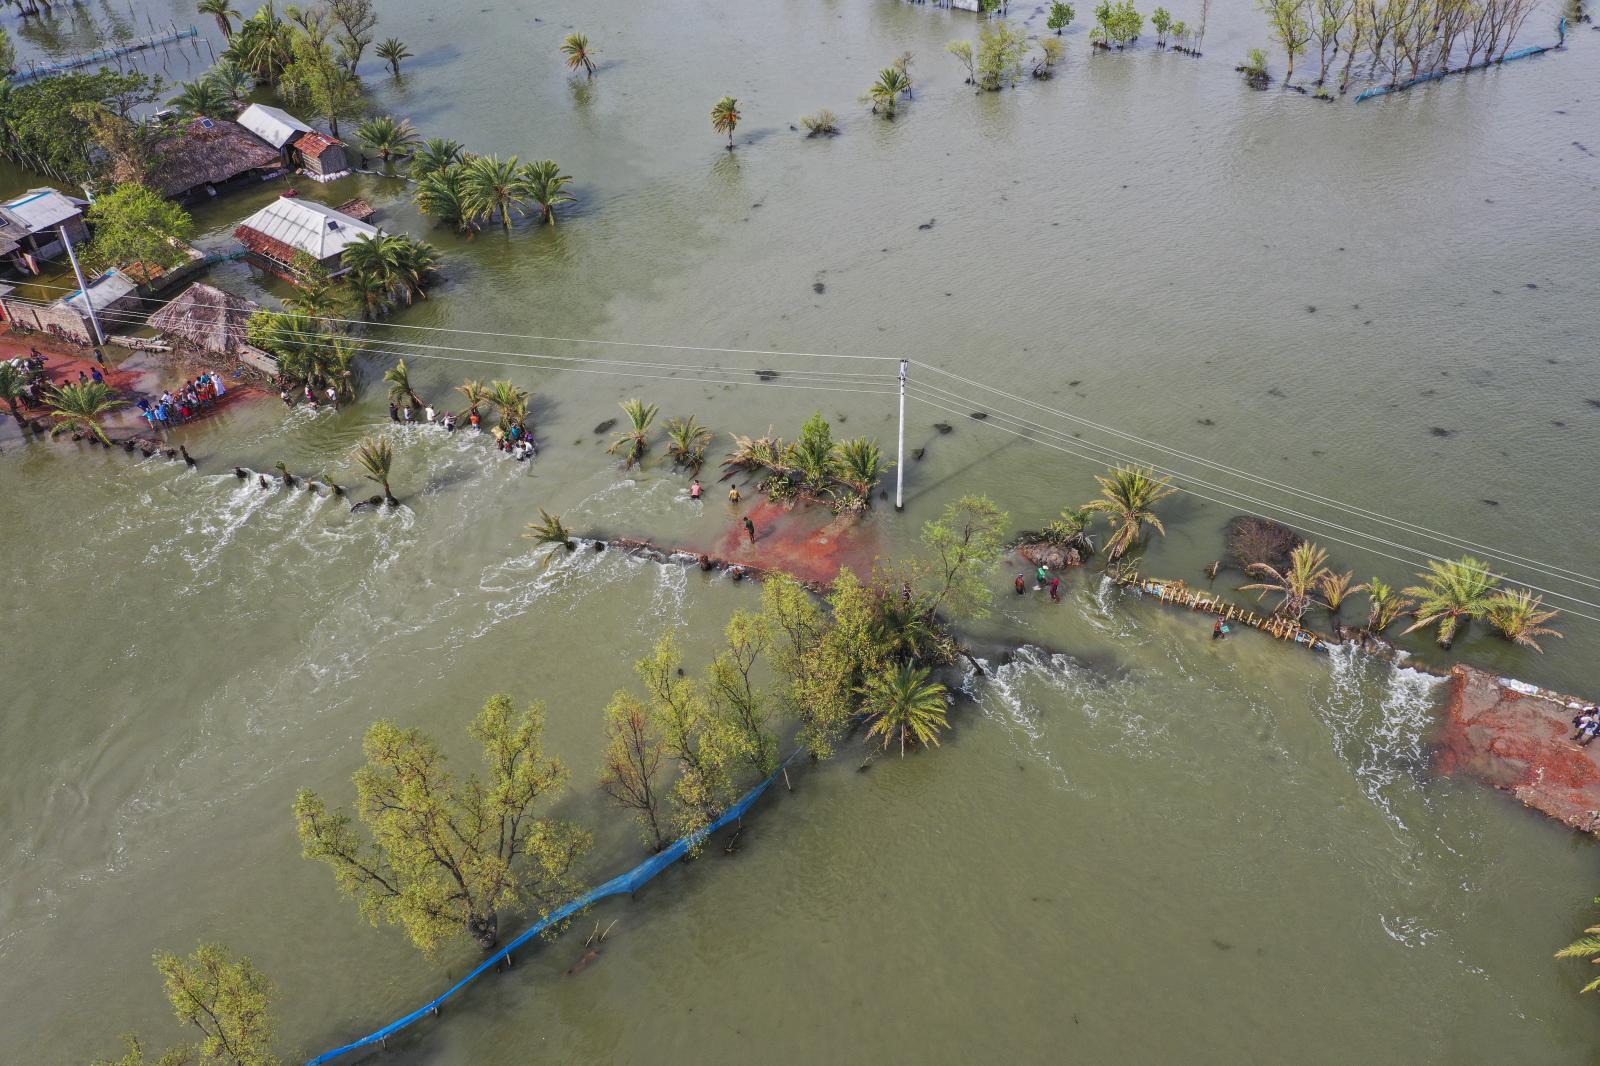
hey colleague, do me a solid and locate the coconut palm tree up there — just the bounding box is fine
[1081,465,1178,561]
[389,236,439,304]
[608,398,658,469]
[834,436,885,500]
[226,1,295,80]
[197,0,241,39]
[1555,915,1600,992]
[410,138,463,182]
[487,380,529,425]
[167,78,233,120]
[203,58,254,103]
[356,114,419,161]
[375,36,412,75]
[354,436,397,506]
[45,381,126,445]
[722,432,788,478]
[1402,556,1501,649]
[525,508,577,555]
[0,362,29,423]
[461,154,530,229]
[1362,577,1413,634]
[710,96,740,150]
[383,359,422,410]
[456,379,489,414]
[1316,569,1365,618]
[414,163,474,233]
[1241,541,1331,620]
[867,67,911,116]
[560,32,596,76]
[518,159,574,226]
[664,415,714,472]
[1484,590,1562,653]
[1042,505,1097,556]
[860,664,949,757]
[344,269,393,320]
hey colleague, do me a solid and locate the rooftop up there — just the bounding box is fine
[146,282,261,353]
[237,103,314,150]
[63,269,139,315]
[233,196,381,263]
[0,188,89,235]
[145,118,281,197]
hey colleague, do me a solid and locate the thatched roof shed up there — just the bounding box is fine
[146,118,281,199]
[146,282,261,354]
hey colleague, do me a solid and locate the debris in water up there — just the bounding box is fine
[812,281,825,294]
[912,447,926,461]
[593,419,616,434]
[1267,387,1285,398]
[917,218,935,230]
[1211,939,1234,951]
[1067,379,1080,386]
[1585,399,1600,409]
[1525,282,1539,289]
[755,369,780,381]
[1482,499,1500,506]
[933,422,952,434]
[1306,305,1316,313]
[969,411,988,420]
[1429,427,1453,437]
[1197,417,1216,426]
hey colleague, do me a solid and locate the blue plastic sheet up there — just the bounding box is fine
[305,754,796,1064]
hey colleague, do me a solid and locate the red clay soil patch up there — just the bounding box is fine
[1436,664,1600,833]
[709,499,882,587]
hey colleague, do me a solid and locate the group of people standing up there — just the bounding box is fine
[1015,565,1062,602]
[137,372,227,432]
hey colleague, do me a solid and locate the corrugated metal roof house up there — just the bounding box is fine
[0,188,90,272]
[237,104,314,150]
[232,195,381,278]
[236,104,352,181]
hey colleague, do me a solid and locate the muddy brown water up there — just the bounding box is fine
[2,0,1599,1062]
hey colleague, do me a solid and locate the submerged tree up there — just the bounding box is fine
[946,39,977,84]
[1260,0,1313,83]
[710,95,740,149]
[525,508,578,560]
[664,414,714,472]
[46,381,126,445]
[487,379,530,425]
[1555,903,1600,993]
[867,67,911,117]
[518,159,574,225]
[1048,0,1077,33]
[82,184,195,279]
[95,943,280,1066]
[198,0,243,39]
[353,435,397,506]
[356,114,419,161]
[608,398,659,469]
[383,358,423,409]
[294,695,591,956]
[375,36,412,76]
[1362,577,1413,634]
[461,154,531,229]
[410,137,465,182]
[976,22,1031,88]
[1241,541,1331,620]
[1484,589,1562,652]
[1401,555,1500,649]
[914,495,1010,622]
[706,610,781,778]
[598,693,669,852]
[800,108,840,136]
[168,78,233,120]
[560,32,597,77]
[1082,465,1177,561]
[636,637,735,845]
[861,664,950,757]
[0,362,29,424]
[1316,568,1365,619]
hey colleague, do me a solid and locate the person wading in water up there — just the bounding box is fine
[743,515,756,543]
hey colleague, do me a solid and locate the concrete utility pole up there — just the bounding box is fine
[895,358,907,510]
[59,223,105,347]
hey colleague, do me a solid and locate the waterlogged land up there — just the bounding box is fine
[3,0,1600,1062]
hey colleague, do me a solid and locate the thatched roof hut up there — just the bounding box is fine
[146,282,261,354]
[146,118,281,200]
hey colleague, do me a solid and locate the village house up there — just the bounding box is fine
[0,188,90,276]
[0,268,141,345]
[232,195,381,281]
[144,117,283,203]
[237,103,353,182]
[145,281,282,376]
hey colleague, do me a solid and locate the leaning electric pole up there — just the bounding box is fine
[895,358,907,510]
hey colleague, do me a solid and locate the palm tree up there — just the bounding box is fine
[525,509,577,554]
[356,114,419,161]
[868,67,912,116]
[383,359,422,410]
[344,269,393,320]
[1362,577,1413,634]
[860,665,949,757]
[1402,556,1501,649]
[375,36,412,75]
[414,163,474,233]
[204,58,254,104]
[560,32,597,77]
[197,0,241,39]
[225,1,295,80]
[456,379,489,414]
[710,96,740,150]
[834,436,884,500]
[0,361,29,423]
[1316,569,1365,618]
[664,415,714,472]
[389,236,439,304]
[323,336,359,399]
[460,154,529,229]
[1241,541,1331,621]
[1484,590,1562,653]
[608,398,658,469]
[487,379,529,425]
[167,78,232,120]
[286,278,350,321]
[46,381,127,445]
[1081,465,1178,561]
[410,138,463,182]
[1555,912,1600,993]
[354,436,397,506]
[518,159,574,225]
[1042,505,1096,556]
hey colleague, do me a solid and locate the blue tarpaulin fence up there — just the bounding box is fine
[1355,19,1566,102]
[304,753,798,1064]
[9,26,199,83]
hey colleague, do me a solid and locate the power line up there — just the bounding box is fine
[904,388,1600,626]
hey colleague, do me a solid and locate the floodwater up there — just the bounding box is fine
[3,0,1599,1062]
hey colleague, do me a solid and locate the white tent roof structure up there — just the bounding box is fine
[236,103,314,150]
[234,196,381,260]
